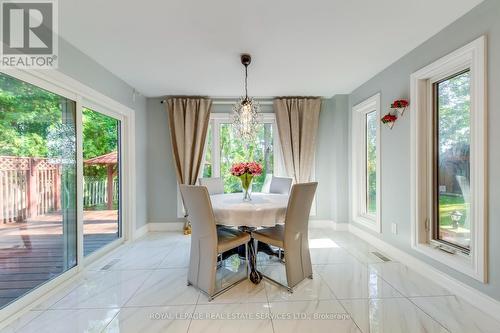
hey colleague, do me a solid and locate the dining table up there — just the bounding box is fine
[210,192,289,284]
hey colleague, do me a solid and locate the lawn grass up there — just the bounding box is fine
[439,194,467,227]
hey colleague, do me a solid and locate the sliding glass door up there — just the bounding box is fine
[82,108,121,256]
[0,73,77,308]
[0,72,127,310]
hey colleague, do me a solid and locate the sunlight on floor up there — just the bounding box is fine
[309,238,340,249]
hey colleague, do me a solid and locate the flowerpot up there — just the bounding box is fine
[384,121,395,129]
[394,107,407,116]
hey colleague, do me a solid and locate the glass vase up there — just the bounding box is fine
[240,174,253,201]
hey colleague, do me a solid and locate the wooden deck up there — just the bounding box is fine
[0,210,119,308]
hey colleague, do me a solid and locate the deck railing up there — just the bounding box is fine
[83,177,118,208]
[0,156,60,223]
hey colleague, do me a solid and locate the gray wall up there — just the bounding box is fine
[146,98,182,223]
[145,96,348,222]
[316,95,349,221]
[58,38,148,229]
[348,0,500,300]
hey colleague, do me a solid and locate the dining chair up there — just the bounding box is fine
[261,174,293,194]
[198,177,224,195]
[251,182,318,292]
[180,185,250,301]
[269,176,293,194]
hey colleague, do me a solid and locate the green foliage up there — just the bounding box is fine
[82,108,119,178]
[0,73,119,180]
[219,123,273,193]
[0,73,68,157]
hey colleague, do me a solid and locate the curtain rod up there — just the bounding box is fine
[160,98,274,105]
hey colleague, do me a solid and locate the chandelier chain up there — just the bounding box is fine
[244,64,248,100]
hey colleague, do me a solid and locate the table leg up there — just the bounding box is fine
[248,239,262,284]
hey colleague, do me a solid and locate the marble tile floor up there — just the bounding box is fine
[2,227,500,333]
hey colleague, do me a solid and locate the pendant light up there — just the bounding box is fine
[232,54,260,141]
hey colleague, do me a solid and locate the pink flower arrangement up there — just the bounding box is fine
[230,162,263,201]
[230,162,263,177]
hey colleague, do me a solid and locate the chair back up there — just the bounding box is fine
[198,177,224,195]
[283,182,318,287]
[180,185,218,294]
[269,176,293,194]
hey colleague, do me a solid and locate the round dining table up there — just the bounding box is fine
[210,192,289,227]
[209,192,289,284]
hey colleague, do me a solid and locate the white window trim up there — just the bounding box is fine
[410,36,487,282]
[177,112,288,217]
[0,68,137,323]
[351,93,381,233]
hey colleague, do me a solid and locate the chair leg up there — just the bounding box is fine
[254,239,259,265]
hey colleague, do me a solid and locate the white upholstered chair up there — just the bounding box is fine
[180,185,250,300]
[252,182,318,292]
[198,177,224,195]
[262,175,293,195]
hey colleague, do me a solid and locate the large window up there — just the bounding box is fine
[411,36,486,281]
[433,70,471,251]
[365,111,377,216]
[200,113,279,193]
[0,73,77,308]
[352,94,380,232]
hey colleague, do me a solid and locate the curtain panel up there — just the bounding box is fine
[274,97,321,183]
[166,97,212,186]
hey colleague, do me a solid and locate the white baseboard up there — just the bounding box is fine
[133,224,150,240]
[148,222,185,232]
[348,224,500,322]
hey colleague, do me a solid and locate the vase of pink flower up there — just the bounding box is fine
[230,162,263,201]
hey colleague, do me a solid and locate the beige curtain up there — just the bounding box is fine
[274,97,321,183]
[166,97,212,186]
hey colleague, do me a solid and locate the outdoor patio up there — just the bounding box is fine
[0,210,118,308]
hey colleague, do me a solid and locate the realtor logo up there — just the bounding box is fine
[1,0,58,68]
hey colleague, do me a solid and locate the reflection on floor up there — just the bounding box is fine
[2,226,500,333]
[0,210,118,308]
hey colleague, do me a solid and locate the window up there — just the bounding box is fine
[433,70,471,251]
[366,111,377,216]
[0,73,77,308]
[201,113,279,193]
[411,36,486,281]
[0,69,134,318]
[352,94,381,232]
[82,108,121,256]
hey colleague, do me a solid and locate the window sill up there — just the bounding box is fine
[412,242,485,282]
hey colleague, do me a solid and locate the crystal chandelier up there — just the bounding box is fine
[232,54,260,141]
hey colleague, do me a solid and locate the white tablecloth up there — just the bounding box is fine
[210,193,288,227]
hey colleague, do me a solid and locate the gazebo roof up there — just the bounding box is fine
[84,151,117,165]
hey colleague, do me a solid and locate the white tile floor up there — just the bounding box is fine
[2,227,500,333]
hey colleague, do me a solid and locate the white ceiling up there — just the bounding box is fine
[59,0,482,98]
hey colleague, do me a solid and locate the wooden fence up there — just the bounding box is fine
[83,177,118,208]
[0,156,60,223]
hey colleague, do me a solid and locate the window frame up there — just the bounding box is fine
[176,112,288,217]
[431,69,471,253]
[0,67,136,321]
[410,36,487,282]
[351,93,381,233]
